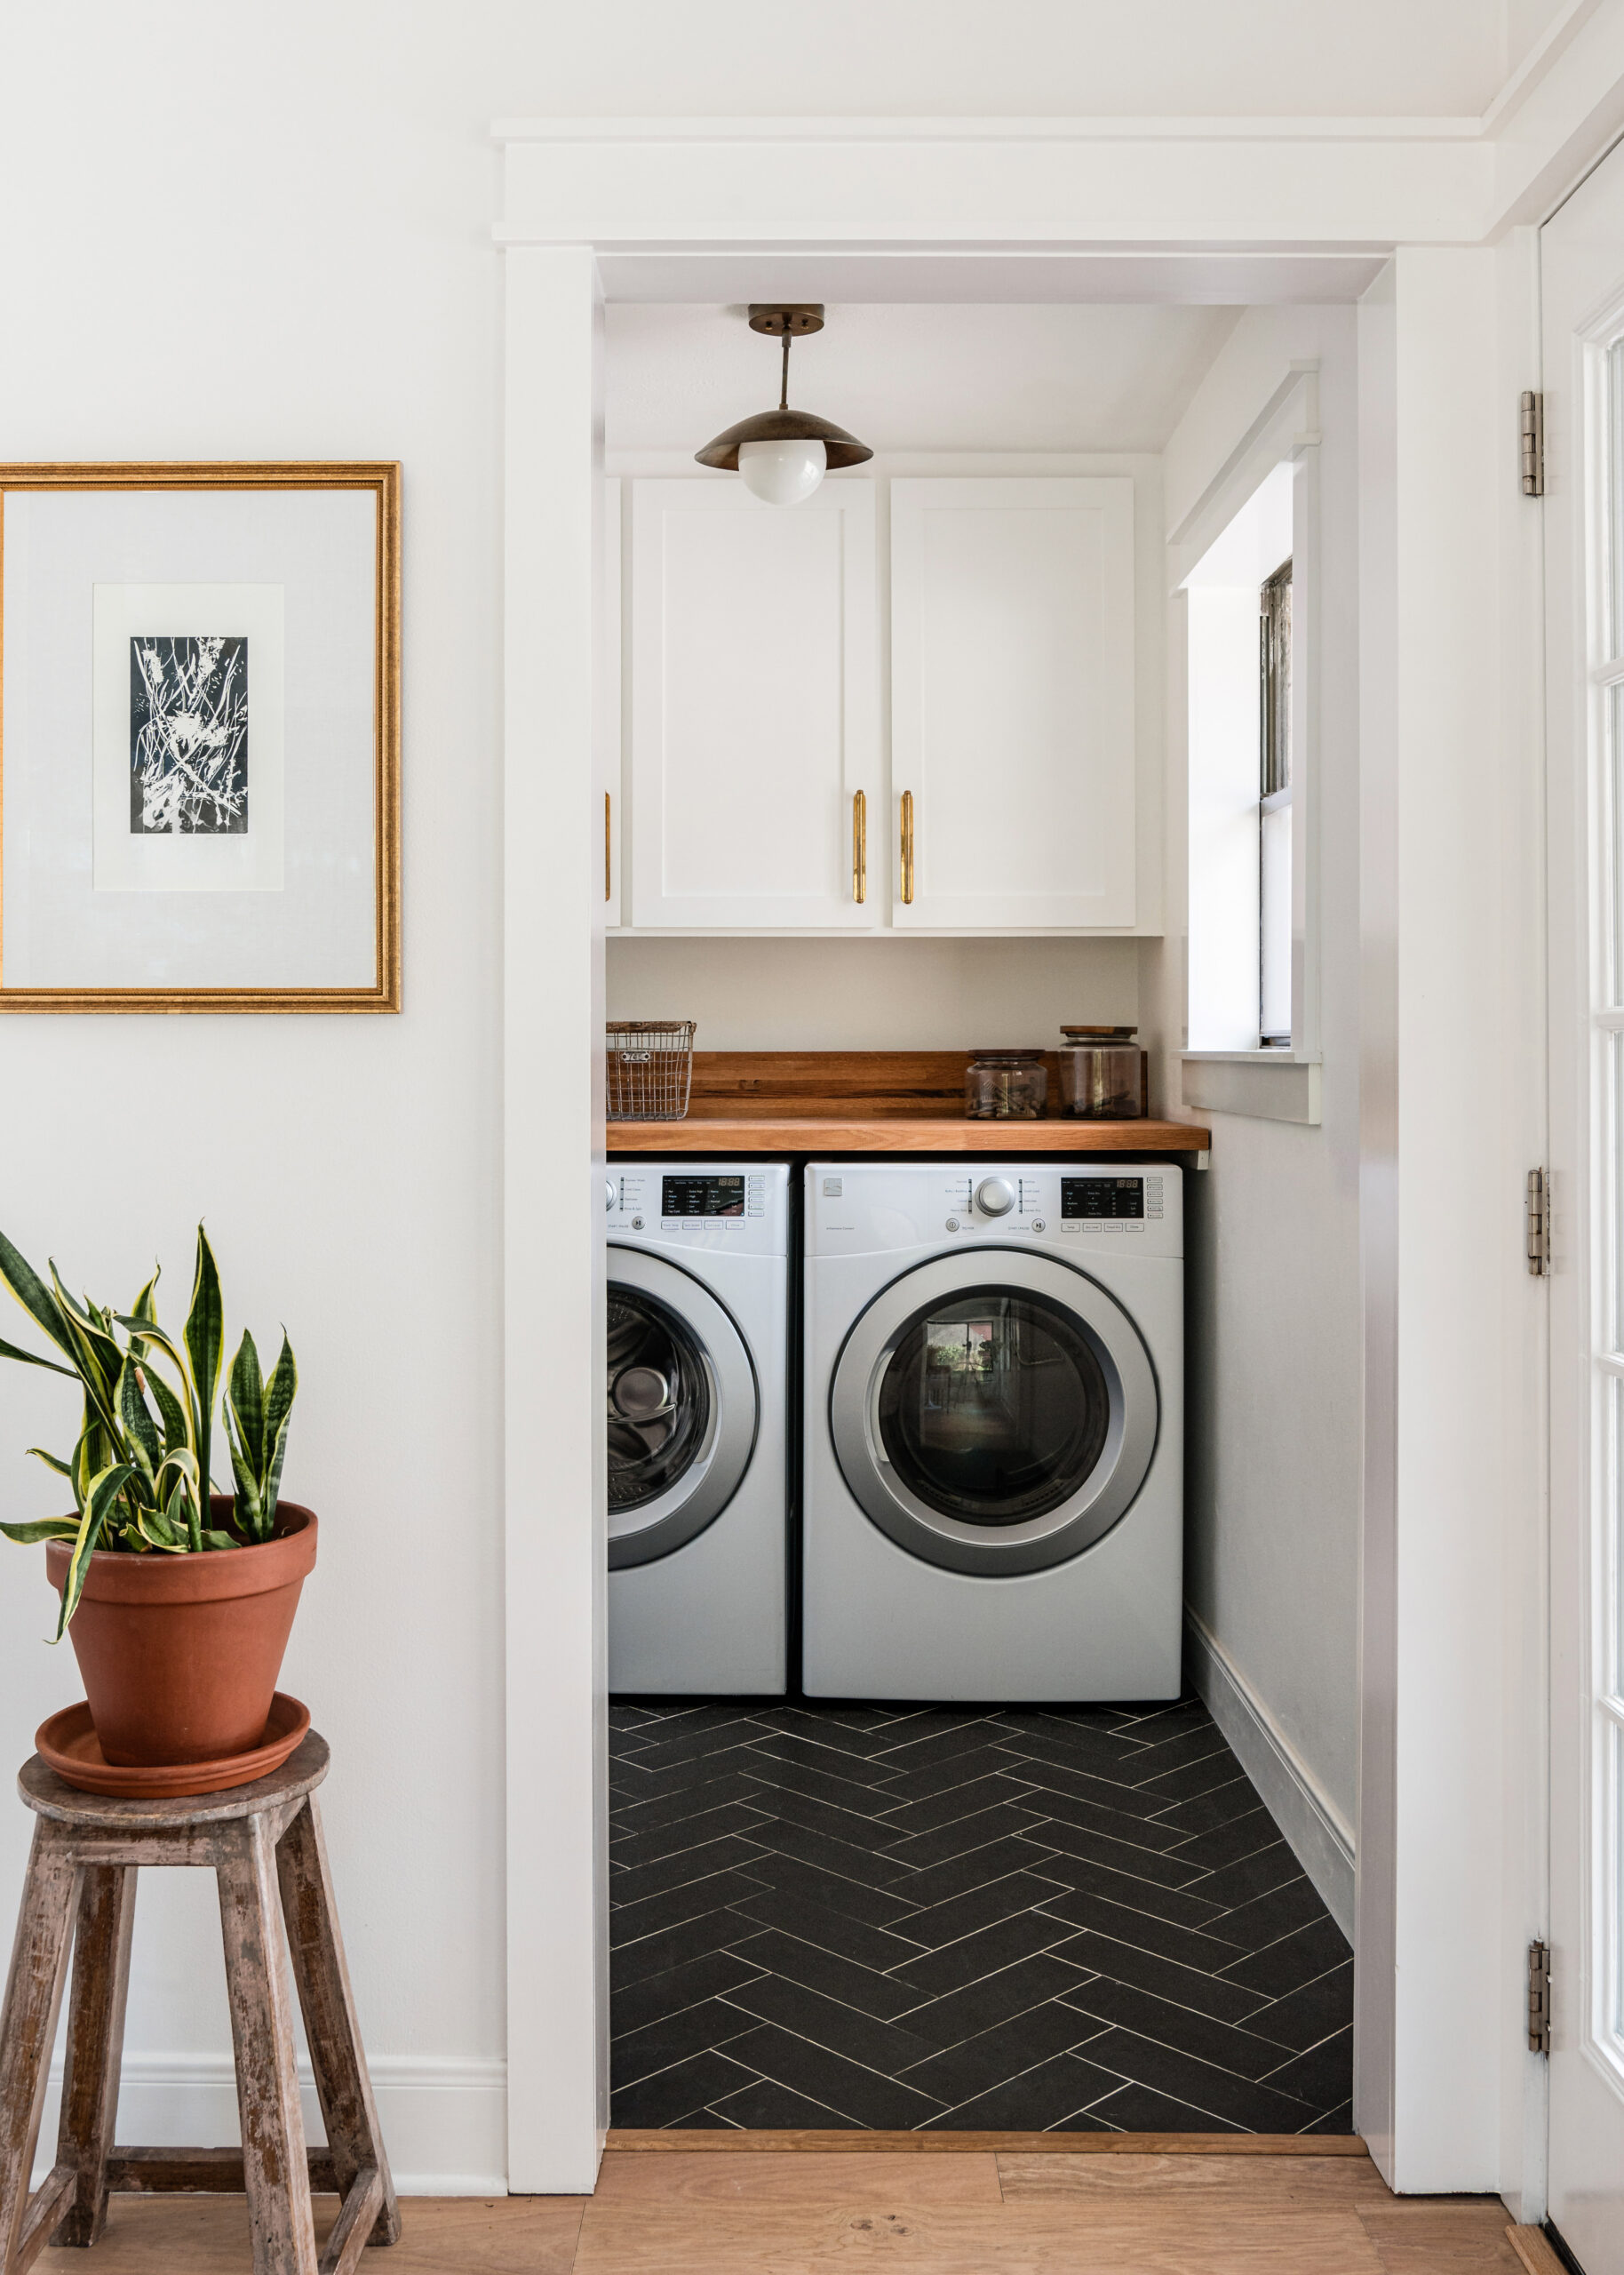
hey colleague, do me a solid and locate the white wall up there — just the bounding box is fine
[608,936,1139,1050]
[1148,307,1365,1883]
[0,0,1570,2199]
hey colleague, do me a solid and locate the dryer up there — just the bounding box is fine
[607,1161,789,1695]
[802,1160,1182,1702]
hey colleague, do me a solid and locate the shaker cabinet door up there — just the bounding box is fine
[628,479,880,930]
[889,477,1137,930]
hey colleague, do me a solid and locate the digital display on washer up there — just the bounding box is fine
[1061,1176,1144,1220]
[662,1175,746,1218]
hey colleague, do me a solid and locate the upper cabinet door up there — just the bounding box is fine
[629,479,880,930]
[890,477,1136,930]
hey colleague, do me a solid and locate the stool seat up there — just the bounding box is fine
[0,1731,399,2275]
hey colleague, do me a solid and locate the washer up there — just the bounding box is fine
[607,1161,789,1695]
[802,1160,1182,1702]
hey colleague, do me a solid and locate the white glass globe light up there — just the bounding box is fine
[737,437,827,507]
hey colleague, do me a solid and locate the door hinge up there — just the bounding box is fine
[1527,1939,1551,2054]
[1521,390,1545,497]
[1526,1169,1550,1276]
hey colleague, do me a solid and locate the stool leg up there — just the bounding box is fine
[52,1864,137,2248]
[217,1816,318,2275]
[276,1799,400,2247]
[0,1823,77,2272]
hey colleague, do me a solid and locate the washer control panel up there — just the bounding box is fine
[808,1161,1182,1260]
[609,1161,789,1254]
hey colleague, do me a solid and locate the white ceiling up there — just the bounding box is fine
[607,302,1247,455]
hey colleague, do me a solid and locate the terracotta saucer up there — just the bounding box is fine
[35,1693,311,1800]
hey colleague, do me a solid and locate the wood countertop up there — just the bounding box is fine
[605,1050,1209,1154]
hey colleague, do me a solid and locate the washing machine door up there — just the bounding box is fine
[829,1249,1158,1577]
[607,1248,760,1569]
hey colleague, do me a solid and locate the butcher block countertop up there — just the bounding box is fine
[606,1051,1210,1155]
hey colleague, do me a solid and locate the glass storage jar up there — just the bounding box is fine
[1057,1026,1148,1119]
[965,1049,1048,1120]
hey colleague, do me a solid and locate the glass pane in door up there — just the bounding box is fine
[606,1286,711,1511]
[876,1286,1111,1523]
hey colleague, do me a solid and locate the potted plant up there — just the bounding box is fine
[0,1223,312,1767]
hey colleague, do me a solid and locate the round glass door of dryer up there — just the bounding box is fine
[607,1248,759,1569]
[829,1251,1158,1577]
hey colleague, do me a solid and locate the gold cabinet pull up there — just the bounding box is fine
[900,789,915,906]
[604,791,612,904]
[852,790,867,905]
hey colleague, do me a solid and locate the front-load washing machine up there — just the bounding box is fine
[608,1160,789,1695]
[802,1160,1182,1702]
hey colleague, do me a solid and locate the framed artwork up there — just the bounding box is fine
[0,462,400,1011]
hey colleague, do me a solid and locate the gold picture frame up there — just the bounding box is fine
[0,461,401,1012]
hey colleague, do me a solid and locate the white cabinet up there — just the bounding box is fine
[889,477,1137,930]
[627,478,880,930]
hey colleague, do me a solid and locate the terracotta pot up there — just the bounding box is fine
[45,1499,316,1767]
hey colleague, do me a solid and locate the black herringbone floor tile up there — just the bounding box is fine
[725,1886,930,1973]
[610,1948,768,2040]
[898,1997,1108,2104]
[719,1971,940,2075]
[921,2050,1125,2129]
[608,1696,1354,2133]
[1057,1973,1311,2081]
[874,1773,1043,1836]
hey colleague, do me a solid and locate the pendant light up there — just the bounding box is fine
[696,305,872,506]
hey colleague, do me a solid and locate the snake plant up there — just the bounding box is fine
[0,1224,298,1636]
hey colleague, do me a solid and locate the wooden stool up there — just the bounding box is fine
[0,1733,399,2275]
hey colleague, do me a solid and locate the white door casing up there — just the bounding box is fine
[628,475,880,930]
[888,476,1136,929]
[1542,145,1624,2275]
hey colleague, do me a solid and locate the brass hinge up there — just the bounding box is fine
[1521,391,1545,497]
[1528,1940,1551,2055]
[1526,1169,1550,1277]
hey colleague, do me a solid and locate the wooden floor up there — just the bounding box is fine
[36,2143,1533,2272]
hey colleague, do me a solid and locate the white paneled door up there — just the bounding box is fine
[889,477,1136,929]
[628,477,880,930]
[1543,143,1624,2275]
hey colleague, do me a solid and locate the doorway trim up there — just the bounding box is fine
[497,108,1594,2195]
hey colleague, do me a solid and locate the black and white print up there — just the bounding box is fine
[129,635,248,835]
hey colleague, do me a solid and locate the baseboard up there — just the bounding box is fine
[32,2052,506,2197]
[1183,1607,1356,1940]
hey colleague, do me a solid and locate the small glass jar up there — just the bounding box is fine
[1057,1026,1148,1120]
[965,1049,1048,1121]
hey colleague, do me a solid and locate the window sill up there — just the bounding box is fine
[1179,1051,1322,1126]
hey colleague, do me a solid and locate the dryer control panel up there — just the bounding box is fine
[807,1161,1182,1261]
[609,1161,790,1256]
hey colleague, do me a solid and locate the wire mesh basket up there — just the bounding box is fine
[606,1019,697,1122]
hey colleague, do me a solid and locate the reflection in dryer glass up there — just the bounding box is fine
[876,1287,1110,1525]
[607,1287,712,1510]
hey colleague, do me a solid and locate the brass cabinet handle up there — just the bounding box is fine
[852,790,867,905]
[604,791,612,904]
[900,790,915,906]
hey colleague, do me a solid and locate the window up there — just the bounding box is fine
[1184,459,1299,1053]
[1260,558,1293,1045]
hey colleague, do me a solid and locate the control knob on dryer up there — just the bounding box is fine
[975,1177,1016,1217]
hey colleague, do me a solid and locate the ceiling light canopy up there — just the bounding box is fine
[696,305,872,506]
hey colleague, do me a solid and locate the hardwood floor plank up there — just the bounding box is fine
[1504,2229,1569,2275]
[995,2151,1396,2203]
[37,2195,588,2274]
[572,2201,1385,2274]
[1357,2205,1524,2272]
[592,2150,1003,2204]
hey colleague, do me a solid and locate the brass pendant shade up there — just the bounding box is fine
[696,304,873,473]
